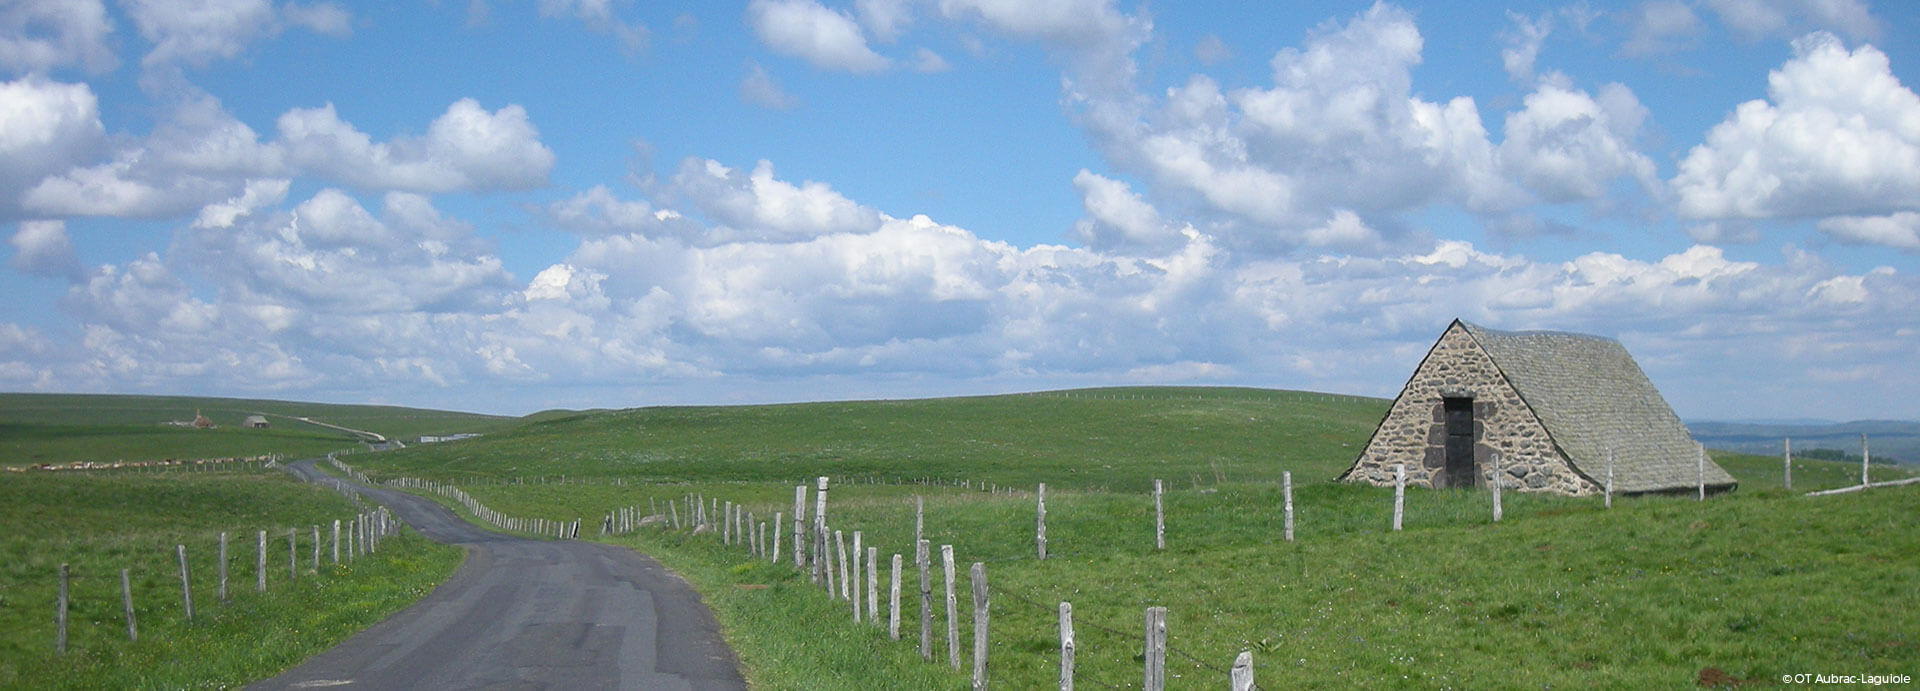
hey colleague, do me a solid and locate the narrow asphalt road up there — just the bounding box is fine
[252,460,746,691]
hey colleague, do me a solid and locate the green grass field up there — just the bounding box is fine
[340,386,1919,689]
[1,393,514,468]
[0,466,464,688]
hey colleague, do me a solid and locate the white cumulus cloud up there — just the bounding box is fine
[748,0,890,73]
[1672,33,1920,225]
[0,0,117,74]
[278,98,555,193]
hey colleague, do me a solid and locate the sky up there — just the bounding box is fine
[1,0,1917,421]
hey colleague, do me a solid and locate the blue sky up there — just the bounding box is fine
[2,0,1917,420]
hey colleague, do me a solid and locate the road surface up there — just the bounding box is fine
[252,460,745,691]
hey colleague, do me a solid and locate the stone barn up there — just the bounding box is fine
[243,415,271,429]
[1340,320,1737,496]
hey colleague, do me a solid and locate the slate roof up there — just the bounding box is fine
[1460,321,1737,494]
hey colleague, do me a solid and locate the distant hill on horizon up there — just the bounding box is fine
[1689,419,1920,465]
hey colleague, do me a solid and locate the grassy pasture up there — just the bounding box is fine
[344,387,1920,689]
[0,393,514,467]
[0,467,463,688]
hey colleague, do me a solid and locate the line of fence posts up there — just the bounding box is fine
[55,508,404,655]
[635,477,1292,689]
[636,456,1897,686]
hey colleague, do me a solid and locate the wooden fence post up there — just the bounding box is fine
[1605,447,1615,509]
[1392,464,1406,531]
[1283,471,1295,542]
[56,564,68,654]
[1490,453,1503,523]
[827,530,844,599]
[121,568,137,642]
[889,553,903,640]
[311,525,320,571]
[219,531,229,601]
[851,531,864,621]
[918,539,933,660]
[1059,602,1074,691]
[1153,479,1165,551]
[1231,650,1255,691]
[257,530,267,592]
[1697,443,1707,501]
[943,545,960,669]
[1862,433,1871,486]
[915,494,924,545]
[1144,606,1167,691]
[867,546,879,623]
[1036,483,1047,560]
[177,544,193,621]
[793,485,806,571]
[289,527,297,581]
[332,520,340,564]
[772,512,783,564]
[971,562,989,690]
[814,478,830,584]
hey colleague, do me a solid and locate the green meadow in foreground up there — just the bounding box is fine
[1,393,513,468]
[0,467,464,689]
[344,387,1919,689]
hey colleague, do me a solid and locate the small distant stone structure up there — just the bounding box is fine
[1340,319,1737,496]
[191,410,215,429]
[243,415,271,429]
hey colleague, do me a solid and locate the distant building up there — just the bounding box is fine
[1340,319,1737,496]
[191,410,215,429]
[243,415,271,429]
[418,433,482,443]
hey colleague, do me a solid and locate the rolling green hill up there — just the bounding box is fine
[343,385,1919,688]
[375,387,1386,489]
[0,393,514,468]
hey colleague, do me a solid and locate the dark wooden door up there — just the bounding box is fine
[1444,397,1476,488]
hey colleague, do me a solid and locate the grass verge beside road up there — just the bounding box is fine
[0,467,464,689]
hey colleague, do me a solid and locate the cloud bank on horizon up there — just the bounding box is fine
[1,0,1916,419]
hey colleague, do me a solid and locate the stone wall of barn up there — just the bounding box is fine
[1346,323,1599,496]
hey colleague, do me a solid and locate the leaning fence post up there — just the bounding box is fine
[219,531,230,601]
[1862,433,1871,486]
[943,545,960,669]
[56,564,69,654]
[177,544,194,621]
[1392,464,1406,531]
[1231,650,1255,691]
[121,568,137,642]
[825,530,841,599]
[1283,471,1295,542]
[1036,483,1047,560]
[971,562,989,691]
[1144,606,1167,691]
[1059,601,1075,691]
